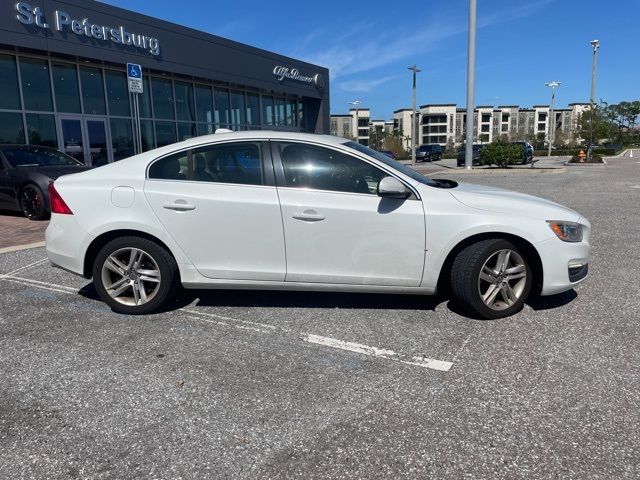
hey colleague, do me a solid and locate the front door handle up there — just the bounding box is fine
[293,210,325,222]
[163,200,196,211]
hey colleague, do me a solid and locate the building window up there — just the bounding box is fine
[109,118,134,160]
[538,113,547,121]
[481,124,490,133]
[26,114,57,147]
[138,77,153,118]
[174,81,195,122]
[52,63,81,114]
[140,120,155,151]
[197,123,215,136]
[0,54,21,110]
[155,121,176,147]
[246,93,260,126]
[0,112,25,144]
[177,122,196,141]
[274,98,286,126]
[195,85,213,123]
[80,66,106,115]
[20,58,53,112]
[230,90,246,128]
[481,113,491,123]
[214,88,230,127]
[262,96,274,126]
[151,78,175,120]
[105,70,130,117]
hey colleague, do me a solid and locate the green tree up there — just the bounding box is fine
[382,135,409,159]
[480,139,523,167]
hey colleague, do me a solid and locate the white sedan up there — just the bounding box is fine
[45,131,591,319]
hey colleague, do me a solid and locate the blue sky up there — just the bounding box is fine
[104,0,639,120]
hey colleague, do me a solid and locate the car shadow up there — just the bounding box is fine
[0,209,25,218]
[78,281,447,313]
[527,289,578,311]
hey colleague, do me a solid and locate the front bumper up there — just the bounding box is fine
[536,236,591,296]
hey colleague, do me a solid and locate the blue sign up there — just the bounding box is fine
[127,63,142,79]
[126,63,143,93]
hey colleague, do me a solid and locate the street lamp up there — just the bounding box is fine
[348,100,361,143]
[464,0,477,170]
[545,81,561,157]
[408,65,421,164]
[588,39,600,160]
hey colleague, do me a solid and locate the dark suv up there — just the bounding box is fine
[457,144,484,167]
[415,144,442,162]
[510,141,534,164]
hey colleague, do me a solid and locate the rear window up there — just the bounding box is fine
[148,142,264,185]
[2,146,80,167]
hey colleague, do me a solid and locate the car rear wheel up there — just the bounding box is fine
[450,239,532,319]
[20,184,49,220]
[92,236,179,315]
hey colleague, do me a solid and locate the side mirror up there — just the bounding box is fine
[377,176,411,199]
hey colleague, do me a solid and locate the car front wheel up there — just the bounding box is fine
[92,236,179,315]
[450,239,532,319]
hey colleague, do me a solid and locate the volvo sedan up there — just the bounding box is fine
[45,131,591,319]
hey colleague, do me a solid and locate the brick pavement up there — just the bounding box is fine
[0,211,47,249]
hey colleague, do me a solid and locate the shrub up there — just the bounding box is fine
[480,140,523,167]
[568,154,604,164]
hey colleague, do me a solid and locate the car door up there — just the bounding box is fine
[272,141,426,286]
[144,141,286,281]
[0,154,15,209]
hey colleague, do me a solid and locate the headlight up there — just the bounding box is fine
[547,221,583,242]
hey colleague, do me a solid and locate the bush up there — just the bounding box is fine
[568,154,604,163]
[480,140,523,167]
[532,148,617,157]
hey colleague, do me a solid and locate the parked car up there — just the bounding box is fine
[378,150,396,160]
[45,131,591,320]
[0,145,91,220]
[510,141,534,164]
[416,144,442,162]
[457,144,485,166]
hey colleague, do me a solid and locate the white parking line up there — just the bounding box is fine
[0,260,454,373]
[3,258,49,277]
[0,241,46,254]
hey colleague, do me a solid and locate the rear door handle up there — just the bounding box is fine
[163,201,196,211]
[293,210,325,222]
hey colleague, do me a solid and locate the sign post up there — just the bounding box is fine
[127,63,143,154]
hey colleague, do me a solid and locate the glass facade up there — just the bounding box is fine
[0,51,307,165]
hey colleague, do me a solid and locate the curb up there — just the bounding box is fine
[0,241,46,254]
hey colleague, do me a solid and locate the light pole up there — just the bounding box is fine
[348,100,361,143]
[545,81,561,157]
[588,39,600,160]
[464,0,477,170]
[408,65,421,164]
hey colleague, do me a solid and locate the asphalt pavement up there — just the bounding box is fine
[0,157,638,479]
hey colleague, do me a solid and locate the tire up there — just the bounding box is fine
[20,184,49,221]
[92,236,179,315]
[450,239,532,319]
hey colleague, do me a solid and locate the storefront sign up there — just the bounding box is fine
[273,66,314,84]
[15,2,161,56]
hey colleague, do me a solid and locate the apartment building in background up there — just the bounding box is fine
[331,103,590,150]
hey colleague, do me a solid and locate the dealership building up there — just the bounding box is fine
[0,1,329,165]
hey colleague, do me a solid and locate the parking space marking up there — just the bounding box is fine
[0,259,454,374]
[3,258,49,276]
[304,334,453,372]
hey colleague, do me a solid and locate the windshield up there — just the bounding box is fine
[2,146,82,167]
[342,141,437,186]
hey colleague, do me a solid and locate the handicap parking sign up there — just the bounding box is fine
[127,63,143,93]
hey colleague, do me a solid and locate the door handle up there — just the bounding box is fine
[293,210,325,222]
[163,201,196,211]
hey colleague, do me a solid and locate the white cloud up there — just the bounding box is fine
[337,75,400,93]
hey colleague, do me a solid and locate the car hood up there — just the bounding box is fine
[16,165,91,180]
[448,182,581,222]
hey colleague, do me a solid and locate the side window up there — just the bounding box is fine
[278,143,386,195]
[148,142,264,186]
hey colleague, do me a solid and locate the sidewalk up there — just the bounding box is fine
[0,211,47,250]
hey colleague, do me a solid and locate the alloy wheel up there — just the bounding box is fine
[100,247,162,306]
[477,249,527,311]
[20,186,42,219]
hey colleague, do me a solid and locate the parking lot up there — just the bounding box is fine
[1,157,639,479]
